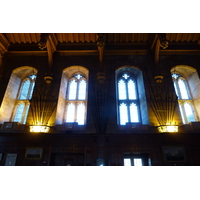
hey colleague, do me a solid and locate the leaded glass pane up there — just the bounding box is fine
[172,74,179,80]
[75,74,82,80]
[124,158,131,166]
[23,105,30,124]
[29,82,35,99]
[19,80,31,100]
[173,82,179,99]
[179,105,186,124]
[78,79,86,100]
[29,74,36,80]
[130,103,139,122]
[134,158,143,166]
[13,103,25,122]
[123,74,129,79]
[68,80,77,100]
[178,79,189,99]
[66,103,75,122]
[77,103,85,125]
[128,79,136,99]
[119,103,128,125]
[118,79,127,100]
[184,103,195,122]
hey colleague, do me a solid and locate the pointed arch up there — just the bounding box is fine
[0,66,37,124]
[55,65,89,125]
[115,66,149,125]
[171,65,200,124]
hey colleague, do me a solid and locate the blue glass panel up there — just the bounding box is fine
[19,80,31,100]
[184,103,195,122]
[178,79,189,99]
[13,103,25,122]
[23,105,30,124]
[28,82,35,99]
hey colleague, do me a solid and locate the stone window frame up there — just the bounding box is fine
[55,66,89,125]
[171,65,200,124]
[0,66,38,124]
[115,66,149,126]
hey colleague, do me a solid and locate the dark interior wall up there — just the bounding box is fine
[1,132,200,166]
[0,53,200,166]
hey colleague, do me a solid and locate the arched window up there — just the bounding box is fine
[66,74,87,125]
[12,74,36,124]
[117,72,139,125]
[0,66,37,124]
[116,66,148,126]
[171,66,199,124]
[56,66,89,125]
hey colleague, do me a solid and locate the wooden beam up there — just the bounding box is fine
[49,33,58,53]
[46,40,53,67]
[0,33,10,54]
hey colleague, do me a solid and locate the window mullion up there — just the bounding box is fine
[75,80,79,123]
[175,81,180,99]
[180,102,187,124]
[125,81,131,123]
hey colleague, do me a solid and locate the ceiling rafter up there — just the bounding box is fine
[0,33,10,53]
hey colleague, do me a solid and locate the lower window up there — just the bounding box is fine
[124,153,150,166]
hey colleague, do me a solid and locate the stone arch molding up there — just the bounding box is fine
[171,65,196,79]
[63,65,89,79]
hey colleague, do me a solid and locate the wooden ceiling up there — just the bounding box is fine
[3,33,200,44]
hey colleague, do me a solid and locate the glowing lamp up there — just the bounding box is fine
[158,125,178,133]
[29,125,50,133]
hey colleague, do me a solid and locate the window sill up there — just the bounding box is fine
[55,122,86,132]
[118,123,148,132]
